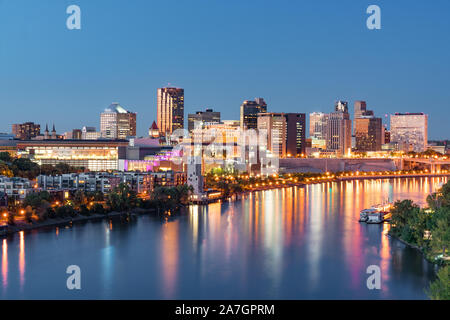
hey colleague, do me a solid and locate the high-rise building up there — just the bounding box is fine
[187,108,221,132]
[100,103,137,139]
[390,113,428,152]
[157,87,184,135]
[326,105,352,156]
[240,98,267,130]
[257,112,306,157]
[309,112,328,139]
[309,112,328,149]
[354,116,383,151]
[354,100,374,120]
[12,122,40,140]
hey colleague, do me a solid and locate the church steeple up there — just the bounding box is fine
[51,124,56,139]
[44,124,49,140]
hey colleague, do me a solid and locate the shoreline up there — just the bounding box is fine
[2,173,449,237]
[1,207,157,236]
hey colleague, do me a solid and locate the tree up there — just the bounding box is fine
[7,213,15,225]
[428,266,450,300]
[107,183,137,212]
[0,162,13,177]
[390,200,420,235]
[427,181,450,209]
[73,190,86,208]
[0,152,12,163]
[431,217,450,257]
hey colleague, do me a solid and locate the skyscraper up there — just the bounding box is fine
[353,101,382,151]
[240,98,267,130]
[100,103,137,139]
[326,104,352,156]
[157,87,184,135]
[257,112,306,157]
[354,117,383,151]
[354,100,373,119]
[188,108,221,132]
[390,113,428,152]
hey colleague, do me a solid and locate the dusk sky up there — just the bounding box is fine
[0,0,449,138]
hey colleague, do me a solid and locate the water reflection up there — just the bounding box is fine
[0,177,446,299]
[161,221,179,298]
[19,231,25,290]
[2,239,7,290]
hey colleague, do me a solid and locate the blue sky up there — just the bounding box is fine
[0,0,449,138]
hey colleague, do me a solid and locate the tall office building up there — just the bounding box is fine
[157,87,184,135]
[240,98,267,130]
[257,112,306,157]
[309,112,328,139]
[326,105,352,156]
[12,122,40,140]
[188,108,221,132]
[390,113,428,152]
[100,103,137,139]
[354,116,383,151]
[354,100,374,119]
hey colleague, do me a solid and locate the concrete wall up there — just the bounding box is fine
[279,158,398,173]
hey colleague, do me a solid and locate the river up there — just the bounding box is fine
[0,177,447,299]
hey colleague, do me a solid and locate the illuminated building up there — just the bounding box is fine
[38,171,186,194]
[100,103,137,139]
[257,112,306,157]
[240,98,267,130]
[17,140,129,171]
[309,112,328,150]
[355,116,382,151]
[12,122,40,140]
[188,108,220,132]
[187,156,205,198]
[157,87,184,135]
[326,103,352,156]
[390,113,428,152]
[0,176,33,200]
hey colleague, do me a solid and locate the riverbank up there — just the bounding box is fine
[203,172,450,205]
[1,207,158,236]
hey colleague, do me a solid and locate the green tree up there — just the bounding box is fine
[0,152,12,163]
[73,190,86,208]
[390,200,420,236]
[431,217,450,257]
[428,266,450,300]
[0,162,13,177]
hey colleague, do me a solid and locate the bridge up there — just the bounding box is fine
[399,157,450,173]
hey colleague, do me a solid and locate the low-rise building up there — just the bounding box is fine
[37,171,186,194]
[0,176,34,201]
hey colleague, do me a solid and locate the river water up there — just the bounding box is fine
[0,177,447,299]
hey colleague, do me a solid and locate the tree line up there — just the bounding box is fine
[390,181,450,300]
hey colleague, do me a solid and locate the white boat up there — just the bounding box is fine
[360,203,392,223]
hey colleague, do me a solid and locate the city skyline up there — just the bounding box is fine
[0,1,449,138]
